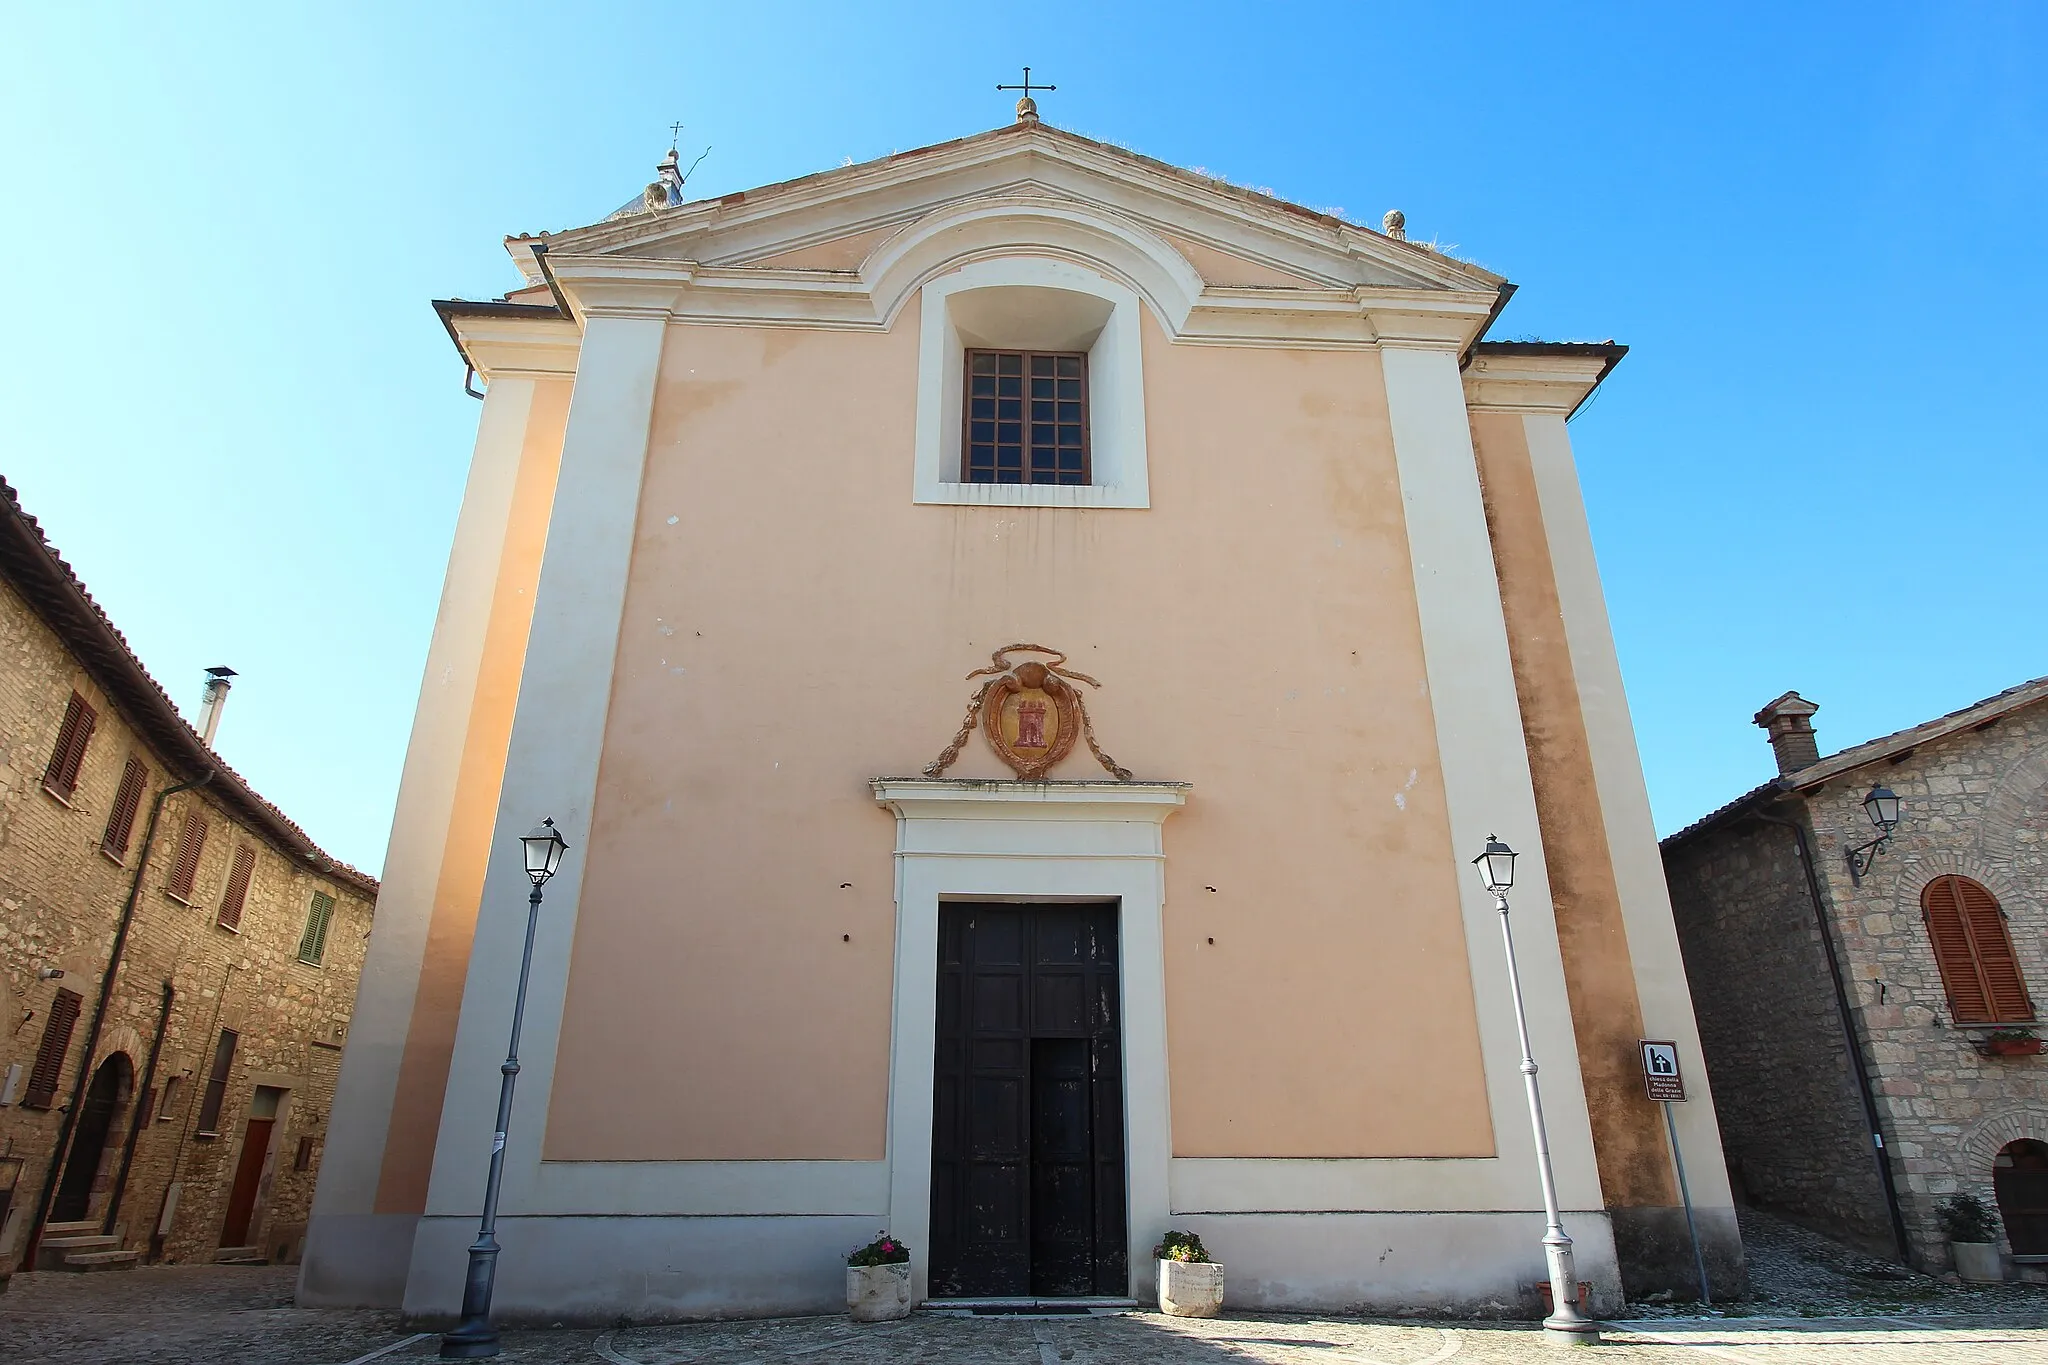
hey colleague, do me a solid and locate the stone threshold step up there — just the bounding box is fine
[61,1251,141,1271]
[215,1246,268,1265]
[924,1297,1138,1317]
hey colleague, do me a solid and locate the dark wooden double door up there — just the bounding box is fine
[930,903,1126,1298]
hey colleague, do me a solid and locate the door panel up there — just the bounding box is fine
[930,904,1126,1298]
[220,1117,272,1246]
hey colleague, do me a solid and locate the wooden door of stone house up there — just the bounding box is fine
[930,903,1127,1298]
[220,1086,284,1248]
[1996,1139,2048,1256]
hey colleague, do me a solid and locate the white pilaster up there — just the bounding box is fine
[1378,343,1606,1216]
[405,312,666,1313]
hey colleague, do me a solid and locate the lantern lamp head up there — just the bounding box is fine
[1862,786,1901,834]
[1473,835,1517,896]
[521,818,569,886]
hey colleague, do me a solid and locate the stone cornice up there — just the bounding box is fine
[871,778,1190,822]
[1462,346,1626,416]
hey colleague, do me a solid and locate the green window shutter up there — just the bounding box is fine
[299,891,335,964]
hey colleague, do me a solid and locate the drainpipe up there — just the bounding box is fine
[1750,804,1912,1262]
[102,980,174,1235]
[20,771,212,1270]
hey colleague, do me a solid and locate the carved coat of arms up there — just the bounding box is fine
[925,644,1132,781]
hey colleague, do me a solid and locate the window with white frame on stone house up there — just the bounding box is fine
[1921,874,2033,1024]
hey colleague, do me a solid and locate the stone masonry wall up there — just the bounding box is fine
[1795,701,2048,1273]
[1664,817,1895,1252]
[0,577,374,1270]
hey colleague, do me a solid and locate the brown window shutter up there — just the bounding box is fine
[23,987,84,1109]
[42,693,97,797]
[167,810,208,900]
[1924,875,2032,1024]
[102,757,149,858]
[217,845,255,930]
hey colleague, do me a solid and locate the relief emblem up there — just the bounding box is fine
[925,644,1132,781]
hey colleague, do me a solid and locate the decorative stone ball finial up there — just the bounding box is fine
[1016,94,1038,122]
[1382,210,1407,241]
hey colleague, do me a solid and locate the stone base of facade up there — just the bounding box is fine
[297,1213,421,1307]
[386,1210,1622,1323]
[1179,1211,1624,1318]
[1609,1204,1747,1302]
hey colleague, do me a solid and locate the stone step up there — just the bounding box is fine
[61,1250,141,1272]
[35,1235,119,1271]
[214,1245,267,1265]
[43,1220,98,1236]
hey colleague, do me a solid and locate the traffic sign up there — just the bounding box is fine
[1640,1039,1687,1102]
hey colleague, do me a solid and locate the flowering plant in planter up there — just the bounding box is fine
[1154,1230,1222,1317]
[846,1232,913,1323]
[847,1231,911,1267]
[1153,1230,1212,1264]
[1986,1029,2043,1056]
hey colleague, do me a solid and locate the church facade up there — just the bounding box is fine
[302,109,1740,1321]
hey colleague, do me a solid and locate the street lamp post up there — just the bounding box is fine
[441,819,570,1360]
[1473,836,1600,1347]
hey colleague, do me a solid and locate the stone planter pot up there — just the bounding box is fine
[1954,1241,2003,1283]
[1159,1259,1225,1317]
[1987,1037,2043,1056]
[847,1261,913,1322]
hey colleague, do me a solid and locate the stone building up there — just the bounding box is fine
[305,105,1742,1323]
[0,477,377,1276]
[1664,678,2048,1275]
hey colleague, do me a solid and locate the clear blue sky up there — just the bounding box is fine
[5,4,2043,874]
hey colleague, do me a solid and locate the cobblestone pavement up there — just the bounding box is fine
[7,1265,2048,1365]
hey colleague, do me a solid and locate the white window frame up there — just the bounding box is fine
[912,257,1150,508]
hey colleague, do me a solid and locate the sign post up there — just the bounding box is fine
[1640,1040,1711,1306]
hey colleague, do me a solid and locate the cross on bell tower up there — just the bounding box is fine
[997,67,1056,122]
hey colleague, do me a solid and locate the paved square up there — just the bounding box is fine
[6,1267,2048,1364]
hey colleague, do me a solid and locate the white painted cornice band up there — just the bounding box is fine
[871,778,1190,821]
[1462,353,1615,414]
[452,314,582,380]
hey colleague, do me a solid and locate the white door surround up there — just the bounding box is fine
[871,778,1189,1302]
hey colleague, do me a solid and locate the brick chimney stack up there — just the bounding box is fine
[1754,691,1821,775]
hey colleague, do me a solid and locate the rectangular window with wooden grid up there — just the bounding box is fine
[965,350,1089,485]
[217,846,256,931]
[23,987,83,1109]
[101,756,148,860]
[195,1028,238,1135]
[298,892,336,966]
[165,809,208,902]
[1923,874,2034,1024]
[42,692,97,799]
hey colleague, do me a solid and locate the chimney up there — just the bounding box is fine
[197,666,237,746]
[1753,691,1820,775]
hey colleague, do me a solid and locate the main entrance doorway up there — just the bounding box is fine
[930,903,1126,1298]
[52,1054,132,1223]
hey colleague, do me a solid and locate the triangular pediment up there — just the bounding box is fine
[543,121,1500,298]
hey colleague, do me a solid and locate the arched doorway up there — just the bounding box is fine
[1995,1139,2048,1255]
[52,1053,132,1223]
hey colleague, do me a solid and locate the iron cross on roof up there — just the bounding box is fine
[997,66,1056,122]
[668,120,684,150]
